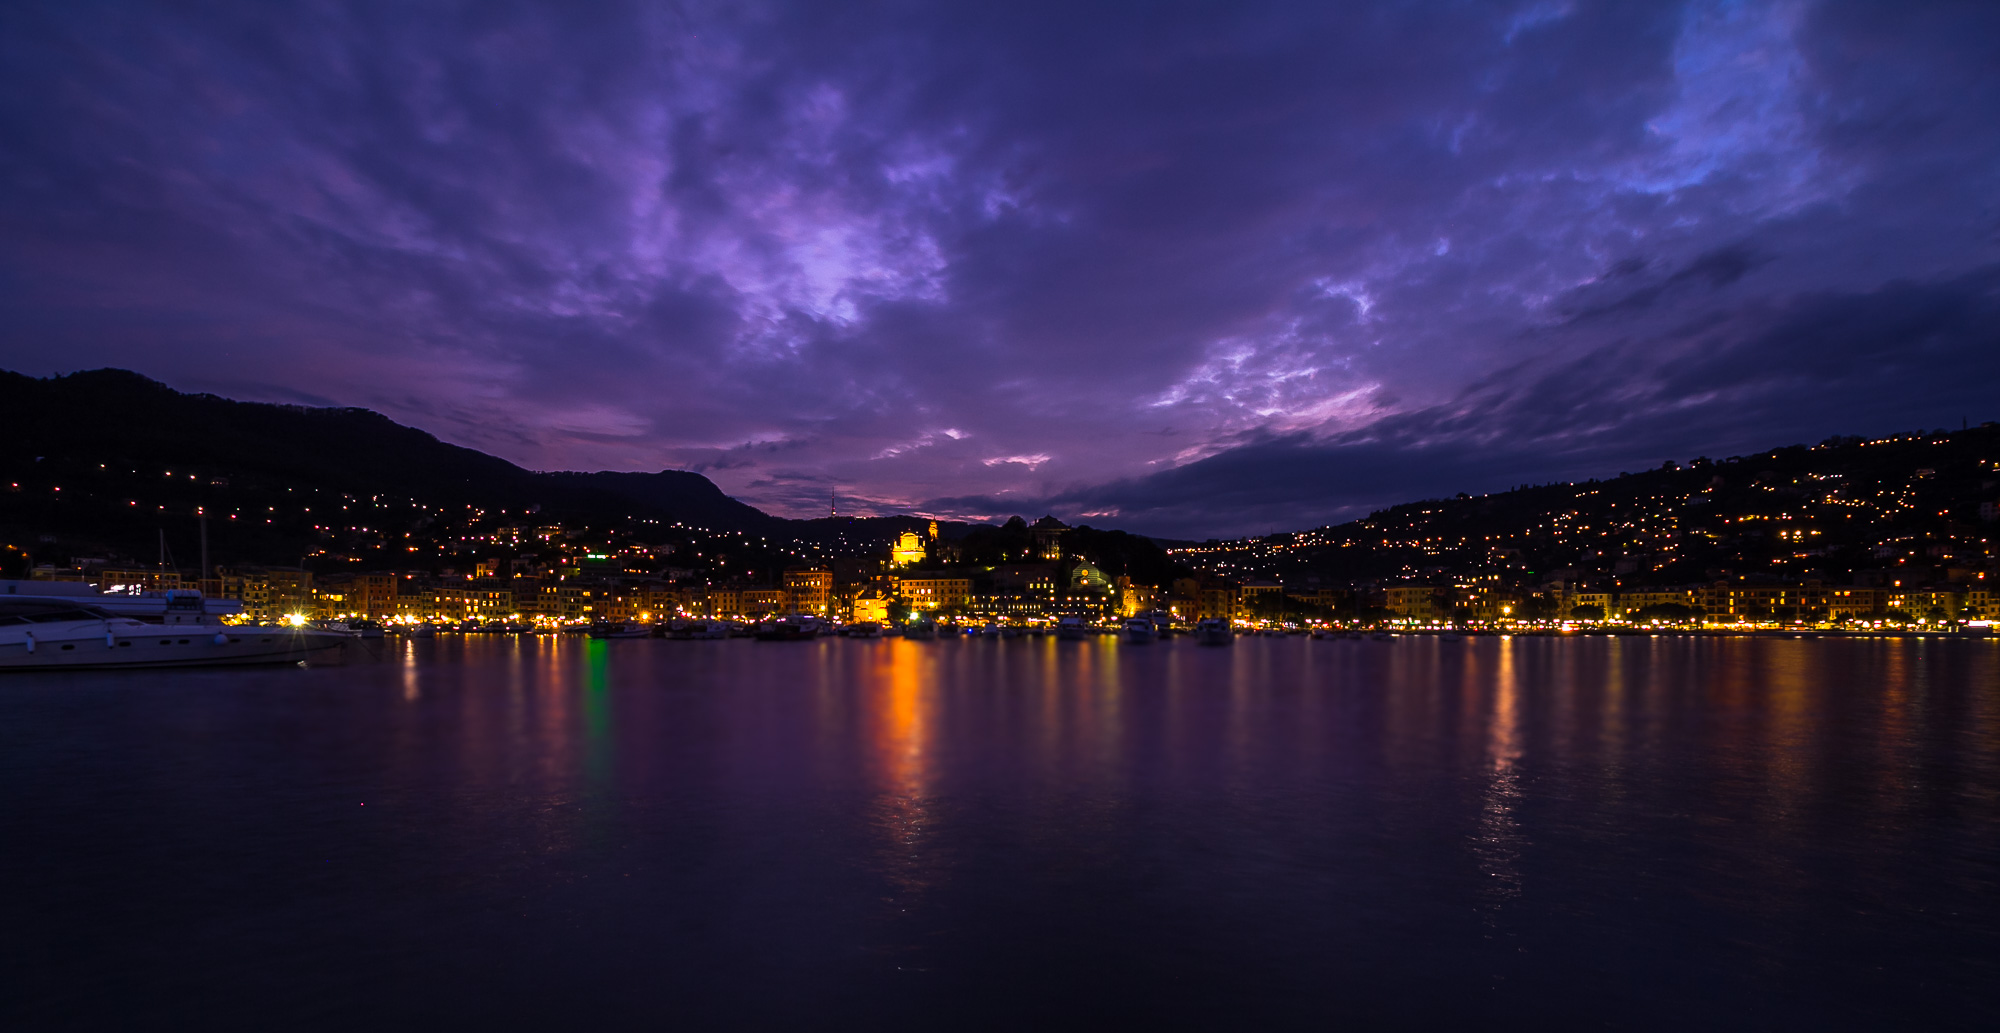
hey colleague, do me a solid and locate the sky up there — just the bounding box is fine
[2,1,1997,538]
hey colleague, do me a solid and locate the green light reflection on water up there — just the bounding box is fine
[581,638,613,790]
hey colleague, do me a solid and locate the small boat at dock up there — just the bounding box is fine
[752,615,826,641]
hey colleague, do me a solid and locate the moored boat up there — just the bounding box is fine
[1055,615,1091,640]
[588,620,653,639]
[1,594,348,671]
[1193,617,1233,646]
[752,615,825,641]
[1122,616,1158,643]
[664,618,730,640]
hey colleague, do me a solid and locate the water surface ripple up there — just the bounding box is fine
[5,635,1996,1029]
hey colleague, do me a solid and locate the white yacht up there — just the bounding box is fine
[1122,616,1158,643]
[0,589,350,671]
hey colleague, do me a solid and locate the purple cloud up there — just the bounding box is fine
[2,0,1996,537]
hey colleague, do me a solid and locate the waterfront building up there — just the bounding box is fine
[220,567,313,622]
[1240,580,1286,616]
[739,587,790,616]
[1701,579,1826,623]
[1115,576,1153,618]
[530,581,592,622]
[1892,586,1964,621]
[1383,585,1443,620]
[898,576,971,612]
[1572,589,1618,619]
[784,568,834,616]
[1622,587,1700,614]
[313,572,398,619]
[1197,582,1238,621]
[851,584,894,623]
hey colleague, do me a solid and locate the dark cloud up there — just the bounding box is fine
[1,1,1996,533]
[1010,266,2000,536]
[1559,243,1771,322]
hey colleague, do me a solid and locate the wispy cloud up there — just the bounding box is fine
[1,0,1995,531]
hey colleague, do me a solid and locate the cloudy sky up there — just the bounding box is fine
[2,1,1995,537]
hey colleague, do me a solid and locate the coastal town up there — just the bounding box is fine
[12,504,1993,634]
[4,373,1996,635]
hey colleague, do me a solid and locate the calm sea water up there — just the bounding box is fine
[4,634,1997,1029]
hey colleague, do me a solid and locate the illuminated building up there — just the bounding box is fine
[851,585,894,623]
[890,530,927,568]
[898,576,971,611]
[313,572,398,619]
[784,568,834,615]
[739,588,790,616]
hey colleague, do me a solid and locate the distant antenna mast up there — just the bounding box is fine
[157,528,182,588]
[830,490,837,520]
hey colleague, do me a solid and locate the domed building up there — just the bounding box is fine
[890,522,937,568]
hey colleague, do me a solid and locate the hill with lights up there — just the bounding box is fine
[1177,426,1999,591]
[0,368,961,577]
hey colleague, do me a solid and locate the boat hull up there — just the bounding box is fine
[0,629,349,671]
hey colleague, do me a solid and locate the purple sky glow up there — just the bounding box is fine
[3,1,1997,536]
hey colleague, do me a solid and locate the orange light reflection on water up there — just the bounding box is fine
[869,640,938,902]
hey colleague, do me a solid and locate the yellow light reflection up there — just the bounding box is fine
[1476,636,1524,912]
[870,640,938,902]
